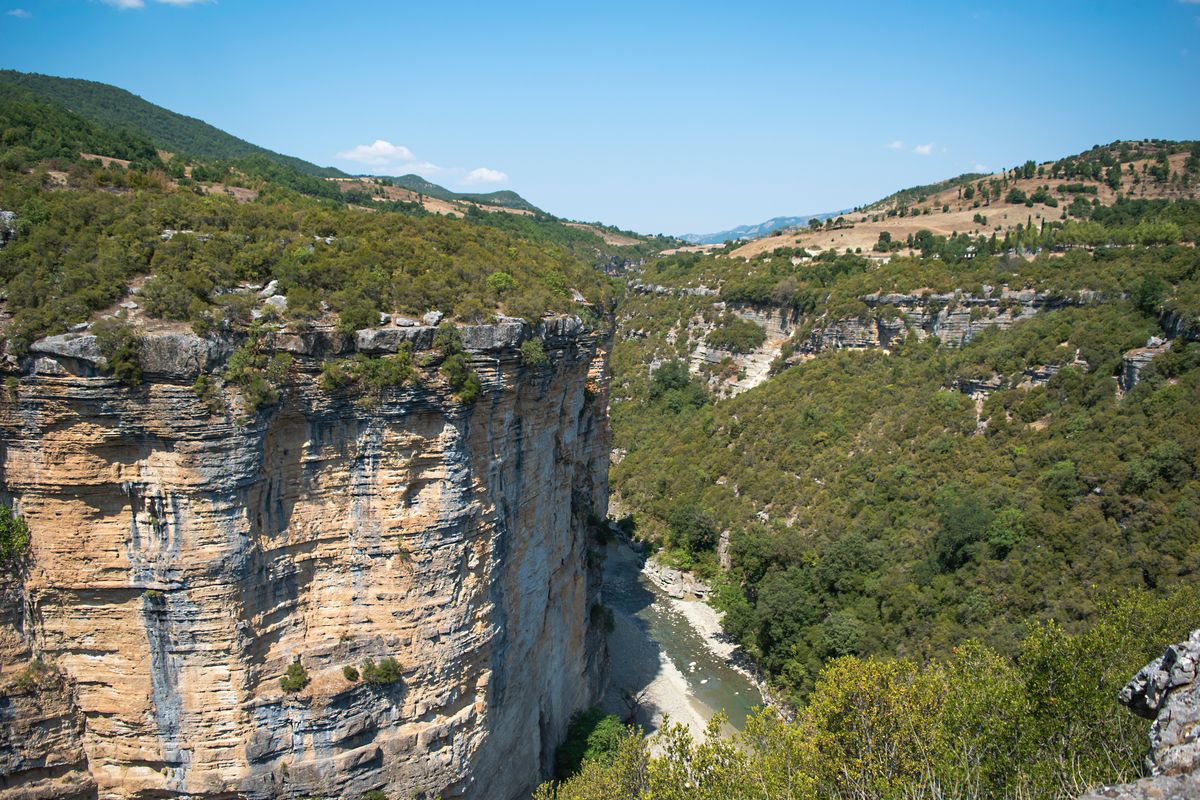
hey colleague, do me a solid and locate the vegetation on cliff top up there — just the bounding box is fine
[0,75,666,352]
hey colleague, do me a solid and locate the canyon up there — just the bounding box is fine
[0,317,610,800]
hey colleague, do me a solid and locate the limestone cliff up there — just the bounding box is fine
[625,285,1106,398]
[0,316,610,800]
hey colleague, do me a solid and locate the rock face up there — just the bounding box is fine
[1119,341,1171,395]
[628,285,1108,398]
[686,304,796,397]
[1080,629,1200,800]
[0,317,610,800]
[798,287,1102,356]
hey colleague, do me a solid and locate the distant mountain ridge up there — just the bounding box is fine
[681,210,850,245]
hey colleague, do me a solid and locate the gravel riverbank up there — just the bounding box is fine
[600,539,765,742]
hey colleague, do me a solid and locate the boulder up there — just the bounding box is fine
[460,322,526,352]
[1079,629,1200,799]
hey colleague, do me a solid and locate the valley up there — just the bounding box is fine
[0,61,1198,800]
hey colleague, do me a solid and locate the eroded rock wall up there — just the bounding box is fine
[0,318,609,800]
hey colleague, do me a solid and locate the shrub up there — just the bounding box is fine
[279,661,308,693]
[486,271,518,293]
[343,665,360,682]
[520,338,548,367]
[554,706,626,778]
[440,353,482,403]
[360,657,402,686]
[223,332,286,416]
[0,504,30,562]
[92,316,143,386]
[705,314,766,354]
[9,658,60,694]
[191,373,224,415]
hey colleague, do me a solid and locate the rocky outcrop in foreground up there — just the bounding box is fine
[0,316,610,800]
[1081,629,1200,800]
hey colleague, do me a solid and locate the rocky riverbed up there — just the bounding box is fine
[599,540,764,740]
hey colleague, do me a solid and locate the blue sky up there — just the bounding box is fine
[2,1,1198,234]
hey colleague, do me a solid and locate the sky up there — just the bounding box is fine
[2,1,1198,235]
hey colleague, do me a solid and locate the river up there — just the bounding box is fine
[599,539,762,738]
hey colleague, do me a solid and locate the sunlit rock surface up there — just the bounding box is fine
[0,317,609,800]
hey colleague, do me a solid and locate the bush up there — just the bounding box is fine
[704,314,767,354]
[8,658,60,694]
[360,656,402,686]
[440,352,482,403]
[668,504,718,555]
[343,665,360,682]
[554,706,626,778]
[279,661,308,693]
[520,338,549,367]
[223,332,286,416]
[0,504,30,562]
[92,316,143,386]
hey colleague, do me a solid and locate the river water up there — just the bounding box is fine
[600,540,761,735]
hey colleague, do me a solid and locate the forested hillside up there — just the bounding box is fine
[0,70,343,176]
[0,75,684,354]
[612,189,1200,697]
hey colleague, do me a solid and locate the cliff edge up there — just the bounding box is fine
[0,316,610,800]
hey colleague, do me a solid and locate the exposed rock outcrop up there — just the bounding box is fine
[641,559,711,600]
[1119,338,1172,395]
[627,285,1110,398]
[0,317,610,800]
[1080,629,1200,800]
[798,287,1104,356]
[686,304,796,397]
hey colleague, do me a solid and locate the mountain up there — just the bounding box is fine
[680,211,849,245]
[0,70,344,177]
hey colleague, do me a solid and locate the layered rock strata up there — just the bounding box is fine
[0,316,609,800]
[798,287,1107,355]
[628,285,1110,397]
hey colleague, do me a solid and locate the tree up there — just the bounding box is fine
[934,493,993,572]
[668,505,718,554]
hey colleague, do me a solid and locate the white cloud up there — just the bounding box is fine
[462,167,508,185]
[885,140,904,150]
[334,139,509,184]
[103,0,213,9]
[913,143,933,156]
[6,8,30,16]
[973,164,991,172]
[335,139,417,167]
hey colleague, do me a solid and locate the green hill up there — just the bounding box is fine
[0,70,343,177]
[388,173,543,213]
